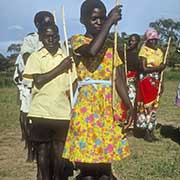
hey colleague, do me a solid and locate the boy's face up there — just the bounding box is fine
[41,27,59,54]
[128,36,139,49]
[83,7,106,36]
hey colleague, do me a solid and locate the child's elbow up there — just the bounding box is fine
[34,78,44,90]
[87,50,98,57]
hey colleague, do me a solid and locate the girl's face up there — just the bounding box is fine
[146,39,158,50]
[83,7,106,37]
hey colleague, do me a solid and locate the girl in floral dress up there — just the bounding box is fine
[63,0,133,179]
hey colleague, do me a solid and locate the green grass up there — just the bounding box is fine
[0,71,15,88]
[164,68,180,81]
[0,79,180,180]
[0,88,19,130]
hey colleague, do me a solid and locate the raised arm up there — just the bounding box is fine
[33,56,73,89]
[77,5,122,57]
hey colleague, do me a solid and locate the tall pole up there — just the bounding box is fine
[112,0,120,109]
[124,43,128,85]
[61,5,73,107]
[156,37,171,103]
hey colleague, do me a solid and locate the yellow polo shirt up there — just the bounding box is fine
[23,47,77,120]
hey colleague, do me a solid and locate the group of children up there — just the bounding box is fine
[14,0,167,179]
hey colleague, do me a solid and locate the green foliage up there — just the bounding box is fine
[164,68,180,81]
[149,18,180,67]
[0,54,10,71]
[149,18,180,42]
[0,72,15,88]
[7,43,21,54]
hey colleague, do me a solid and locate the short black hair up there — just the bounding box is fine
[129,34,140,42]
[80,0,106,20]
[34,11,54,27]
[38,24,59,36]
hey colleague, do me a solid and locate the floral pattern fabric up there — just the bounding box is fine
[63,34,130,163]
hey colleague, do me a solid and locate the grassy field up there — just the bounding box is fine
[0,80,180,180]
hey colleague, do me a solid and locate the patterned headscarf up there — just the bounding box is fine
[145,29,159,42]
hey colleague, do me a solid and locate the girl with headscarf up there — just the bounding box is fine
[136,29,166,142]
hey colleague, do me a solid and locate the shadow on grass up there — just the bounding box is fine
[128,124,180,145]
[131,127,145,139]
[158,124,180,145]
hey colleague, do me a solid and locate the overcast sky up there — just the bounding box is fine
[0,0,179,56]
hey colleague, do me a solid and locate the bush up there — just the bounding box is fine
[164,68,180,81]
[0,72,15,88]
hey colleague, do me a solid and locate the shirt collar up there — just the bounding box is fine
[40,47,64,58]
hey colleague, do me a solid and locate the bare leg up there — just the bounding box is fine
[37,143,51,180]
[97,163,114,180]
[19,111,25,141]
[25,115,35,162]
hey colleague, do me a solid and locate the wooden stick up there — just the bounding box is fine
[112,0,120,109]
[156,37,171,102]
[61,5,73,106]
[124,43,128,85]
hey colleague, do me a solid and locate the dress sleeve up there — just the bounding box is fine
[70,35,91,53]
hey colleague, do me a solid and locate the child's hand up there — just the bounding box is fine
[123,107,134,132]
[59,56,73,73]
[108,5,122,25]
[159,63,166,71]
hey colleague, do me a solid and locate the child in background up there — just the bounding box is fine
[118,34,141,124]
[63,0,133,179]
[136,29,166,142]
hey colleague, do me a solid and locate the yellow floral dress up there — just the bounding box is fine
[63,35,130,163]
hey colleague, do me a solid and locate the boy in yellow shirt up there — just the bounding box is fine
[23,23,77,180]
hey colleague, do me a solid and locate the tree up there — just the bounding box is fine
[7,43,21,56]
[0,53,10,71]
[149,18,180,43]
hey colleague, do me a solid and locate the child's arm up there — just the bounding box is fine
[77,5,122,57]
[115,65,134,128]
[33,56,73,89]
[139,57,166,73]
[115,65,133,110]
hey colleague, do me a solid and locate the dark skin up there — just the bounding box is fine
[76,5,133,128]
[23,15,55,64]
[79,5,122,57]
[139,39,166,73]
[32,27,73,90]
[139,38,166,95]
[29,26,74,180]
[119,35,140,85]
[127,35,139,51]
[74,6,133,179]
